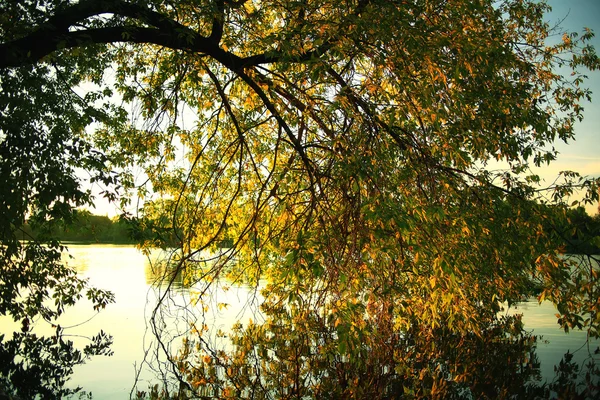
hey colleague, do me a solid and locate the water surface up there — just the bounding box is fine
[2,245,598,398]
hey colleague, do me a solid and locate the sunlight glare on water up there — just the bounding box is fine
[1,245,598,398]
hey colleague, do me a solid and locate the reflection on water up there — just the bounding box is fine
[142,248,237,290]
[143,248,199,288]
[2,245,598,398]
[60,245,258,399]
[506,299,599,383]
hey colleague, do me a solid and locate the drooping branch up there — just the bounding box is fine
[326,66,411,151]
[0,0,304,70]
[44,0,188,32]
[0,0,232,69]
[1,26,203,68]
[0,0,362,72]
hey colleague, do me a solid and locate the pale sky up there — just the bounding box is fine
[88,0,600,217]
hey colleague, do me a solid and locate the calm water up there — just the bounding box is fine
[2,245,598,398]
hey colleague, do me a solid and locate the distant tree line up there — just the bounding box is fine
[22,210,135,244]
[561,207,600,254]
[19,206,600,251]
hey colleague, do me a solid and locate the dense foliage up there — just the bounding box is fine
[2,0,600,398]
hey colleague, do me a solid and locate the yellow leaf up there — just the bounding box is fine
[429,276,436,289]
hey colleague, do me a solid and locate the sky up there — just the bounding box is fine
[88,0,600,217]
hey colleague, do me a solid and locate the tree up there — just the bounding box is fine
[2,0,600,398]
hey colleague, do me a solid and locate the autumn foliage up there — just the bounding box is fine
[1,0,600,398]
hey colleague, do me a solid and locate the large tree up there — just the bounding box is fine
[2,0,600,398]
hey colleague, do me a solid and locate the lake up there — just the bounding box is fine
[1,244,598,398]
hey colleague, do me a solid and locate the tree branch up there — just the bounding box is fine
[209,0,225,44]
[1,25,216,68]
[0,0,334,70]
[0,0,232,69]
